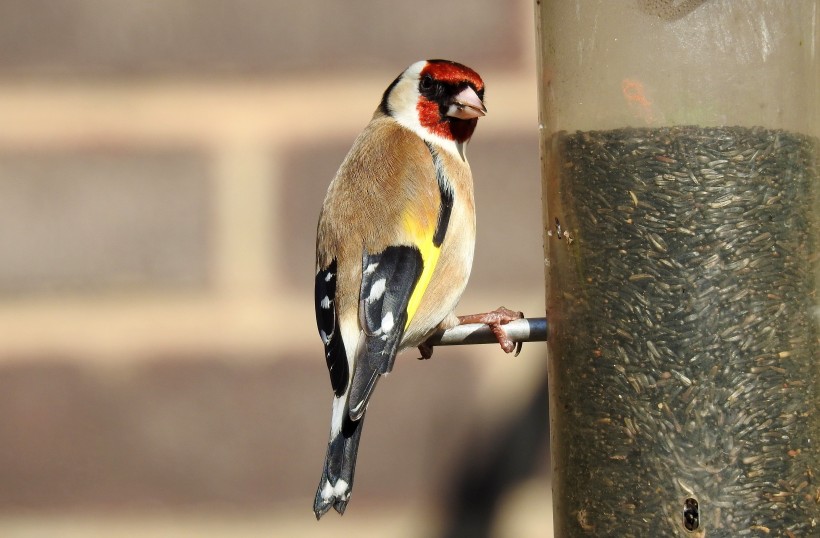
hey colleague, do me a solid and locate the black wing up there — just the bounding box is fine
[315,259,348,397]
[348,246,423,420]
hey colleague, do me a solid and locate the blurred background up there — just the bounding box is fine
[0,1,548,536]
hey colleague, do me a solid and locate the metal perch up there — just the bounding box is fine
[427,317,548,347]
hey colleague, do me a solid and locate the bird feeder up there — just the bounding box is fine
[536,1,819,536]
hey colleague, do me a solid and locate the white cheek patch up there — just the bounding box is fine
[386,61,465,161]
[387,60,426,127]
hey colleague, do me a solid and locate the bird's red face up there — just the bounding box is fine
[416,60,486,144]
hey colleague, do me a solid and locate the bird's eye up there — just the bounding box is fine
[420,75,434,91]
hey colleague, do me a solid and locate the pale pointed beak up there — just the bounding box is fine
[446,86,486,120]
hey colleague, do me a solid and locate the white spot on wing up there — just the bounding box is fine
[320,330,331,345]
[333,479,350,497]
[367,278,386,303]
[325,272,334,282]
[330,395,345,437]
[321,478,350,501]
[381,312,394,333]
[320,296,332,309]
[321,480,335,500]
[349,399,365,415]
[363,262,378,275]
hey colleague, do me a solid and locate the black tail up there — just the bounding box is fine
[313,412,365,519]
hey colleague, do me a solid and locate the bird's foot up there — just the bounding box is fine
[458,306,525,355]
[417,341,434,360]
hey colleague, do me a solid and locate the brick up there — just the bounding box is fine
[277,139,348,288]
[0,0,524,76]
[0,352,480,508]
[278,133,543,293]
[0,149,211,295]
[466,134,544,292]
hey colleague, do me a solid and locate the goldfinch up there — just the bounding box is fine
[313,59,521,519]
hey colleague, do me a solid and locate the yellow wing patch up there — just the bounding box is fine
[401,211,441,327]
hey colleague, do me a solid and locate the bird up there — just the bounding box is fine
[313,59,522,519]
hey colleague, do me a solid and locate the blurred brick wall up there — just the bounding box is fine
[0,1,548,535]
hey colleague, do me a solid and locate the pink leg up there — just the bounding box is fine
[457,306,524,355]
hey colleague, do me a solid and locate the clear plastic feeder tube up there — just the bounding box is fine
[535,1,818,536]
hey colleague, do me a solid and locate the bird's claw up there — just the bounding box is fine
[417,342,434,360]
[458,306,524,355]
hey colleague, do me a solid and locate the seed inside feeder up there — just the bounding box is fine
[546,125,818,536]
